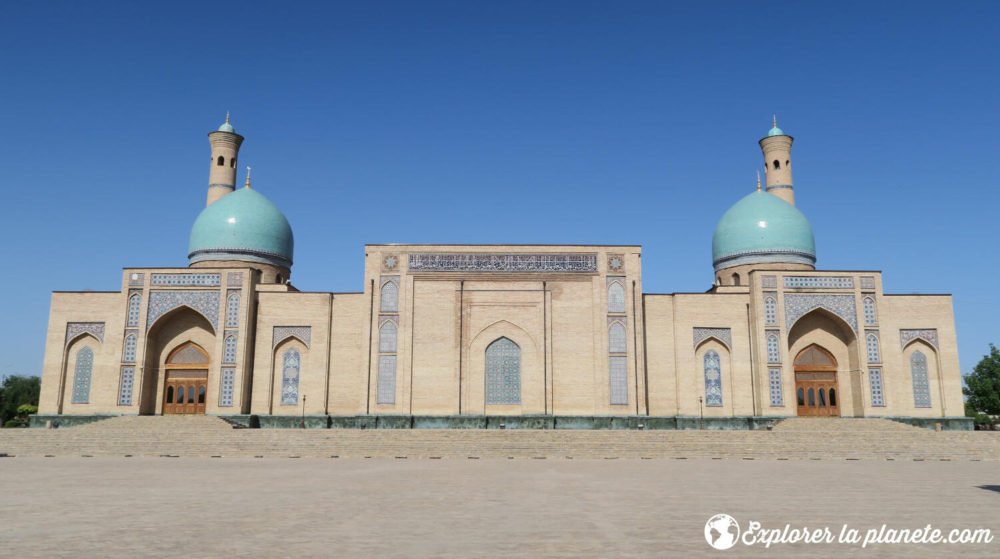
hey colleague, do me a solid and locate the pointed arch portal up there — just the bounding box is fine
[162,341,209,414]
[793,344,840,417]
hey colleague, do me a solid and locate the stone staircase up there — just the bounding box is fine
[2,416,998,460]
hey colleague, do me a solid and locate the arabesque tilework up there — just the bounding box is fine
[911,352,932,408]
[768,368,783,406]
[784,294,858,332]
[693,327,732,349]
[272,326,311,348]
[900,329,938,349]
[66,323,105,345]
[281,348,300,405]
[704,350,722,407]
[146,291,220,330]
[71,347,94,404]
[485,337,521,405]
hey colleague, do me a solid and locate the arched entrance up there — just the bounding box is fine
[794,344,840,417]
[162,342,208,414]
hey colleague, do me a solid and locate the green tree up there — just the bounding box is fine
[964,344,1000,416]
[0,375,41,426]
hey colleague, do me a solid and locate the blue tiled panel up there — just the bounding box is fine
[220,368,235,407]
[784,294,858,332]
[866,333,881,363]
[692,327,732,349]
[408,253,598,272]
[869,368,885,407]
[72,347,94,404]
[485,337,521,405]
[863,297,877,326]
[122,332,137,363]
[377,355,396,404]
[783,276,854,289]
[150,273,221,286]
[704,350,723,407]
[766,334,780,363]
[127,293,142,327]
[146,291,220,330]
[224,334,237,364]
[118,367,134,406]
[609,322,627,353]
[66,322,104,345]
[764,295,777,326]
[226,291,240,328]
[380,280,399,313]
[609,356,628,405]
[900,329,938,349]
[911,352,932,408]
[272,326,311,349]
[281,348,300,405]
[768,368,783,406]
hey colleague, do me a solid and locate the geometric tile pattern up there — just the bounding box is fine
[146,291,219,330]
[607,281,626,313]
[219,368,235,407]
[377,355,396,405]
[784,276,854,289]
[703,350,723,407]
[382,253,400,273]
[761,275,777,289]
[408,253,598,273]
[71,347,94,404]
[607,254,624,273]
[768,368,783,407]
[766,333,780,363]
[226,272,243,286]
[226,291,240,328]
[128,272,145,286]
[866,332,881,363]
[863,296,877,326]
[860,276,876,290]
[380,279,399,313]
[900,329,938,349]
[869,368,885,407]
[485,337,521,405]
[764,294,777,326]
[118,366,134,406]
[609,322,627,353]
[150,273,221,286]
[910,351,932,408]
[127,292,142,327]
[122,331,137,363]
[693,327,732,350]
[379,320,398,353]
[66,322,105,345]
[609,355,628,405]
[784,294,858,332]
[272,326,311,349]
[223,333,237,364]
[281,348,300,406]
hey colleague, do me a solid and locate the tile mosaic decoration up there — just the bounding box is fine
[869,368,885,407]
[118,367,134,406]
[607,254,625,273]
[380,279,399,313]
[783,276,854,289]
[693,327,732,350]
[377,355,397,404]
[609,356,628,405]
[768,368,783,406]
[226,272,243,286]
[485,337,521,405]
[219,368,235,407]
[281,348,300,405]
[408,253,598,273]
[760,275,777,289]
[703,350,723,406]
[764,294,778,326]
[223,333,237,364]
[71,347,93,404]
[66,322,105,345]
[147,291,219,330]
[122,331,137,363]
[609,322,627,353]
[766,333,780,363]
[900,329,938,349]
[128,272,144,286]
[127,292,142,327]
[783,294,858,332]
[607,281,626,313]
[860,276,876,290]
[225,291,240,328]
[272,326,311,348]
[150,273,221,287]
[170,344,208,364]
[863,296,877,326]
[910,351,932,408]
[382,253,400,273]
[866,332,881,363]
[379,320,398,353]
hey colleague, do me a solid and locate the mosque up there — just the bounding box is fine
[33,116,968,429]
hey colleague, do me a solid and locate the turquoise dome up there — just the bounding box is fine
[218,121,235,133]
[767,126,784,136]
[712,191,815,270]
[188,188,294,268]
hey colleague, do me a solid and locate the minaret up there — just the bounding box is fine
[758,116,795,205]
[206,112,245,206]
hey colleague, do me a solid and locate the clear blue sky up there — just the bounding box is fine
[1,1,997,379]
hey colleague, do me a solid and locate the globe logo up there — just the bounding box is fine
[704,514,740,550]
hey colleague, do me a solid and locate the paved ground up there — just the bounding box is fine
[1,457,997,558]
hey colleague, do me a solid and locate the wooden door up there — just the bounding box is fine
[794,345,840,417]
[162,342,209,415]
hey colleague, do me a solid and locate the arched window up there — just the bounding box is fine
[176,385,185,404]
[764,296,777,326]
[766,334,780,363]
[123,333,137,362]
[731,273,740,286]
[609,322,627,353]
[773,159,780,169]
[785,160,789,168]
[127,293,141,327]
[276,274,283,284]
[486,337,521,405]
[703,350,722,407]
[224,334,237,364]
[869,368,885,406]
[863,297,877,325]
[71,347,94,404]
[829,388,837,406]
[281,348,300,405]
[866,334,880,363]
[379,321,397,353]
[380,281,399,313]
[216,155,224,166]
[229,158,235,168]
[608,282,625,314]
[911,351,931,408]
[166,385,174,403]
[818,388,826,406]
[198,385,206,404]
[808,388,815,406]
[226,293,240,328]
[797,387,805,406]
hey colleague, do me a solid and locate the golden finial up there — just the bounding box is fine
[226,111,231,124]
[245,166,251,189]
[773,114,777,128]
[756,170,762,191]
